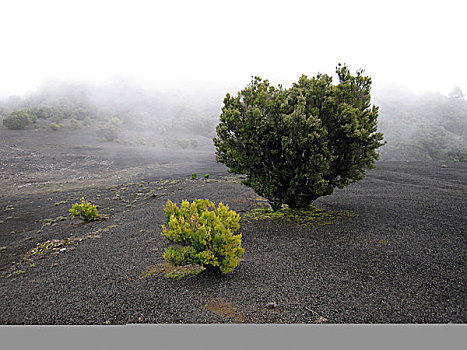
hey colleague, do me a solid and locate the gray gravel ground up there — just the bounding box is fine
[0,161,466,324]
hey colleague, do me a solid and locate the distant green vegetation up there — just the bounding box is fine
[1,104,91,130]
[376,86,467,162]
[49,122,61,131]
[70,118,81,129]
[96,117,122,142]
[2,110,34,129]
[0,80,220,148]
[176,139,189,149]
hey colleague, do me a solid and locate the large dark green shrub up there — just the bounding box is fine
[2,111,32,130]
[214,64,385,210]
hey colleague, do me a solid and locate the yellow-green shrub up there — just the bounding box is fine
[161,199,244,273]
[49,122,61,131]
[69,197,98,222]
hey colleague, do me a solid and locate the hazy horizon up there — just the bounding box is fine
[1,0,466,98]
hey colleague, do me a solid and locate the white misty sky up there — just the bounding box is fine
[0,0,466,97]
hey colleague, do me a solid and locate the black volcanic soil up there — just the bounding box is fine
[0,125,466,324]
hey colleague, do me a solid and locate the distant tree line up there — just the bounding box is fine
[0,79,220,145]
[375,86,467,162]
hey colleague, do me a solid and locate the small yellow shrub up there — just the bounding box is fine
[161,199,244,273]
[69,197,98,222]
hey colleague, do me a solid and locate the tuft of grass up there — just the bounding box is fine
[30,241,54,255]
[5,270,26,278]
[243,205,354,226]
[191,173,197,180]
[42,216,67,226]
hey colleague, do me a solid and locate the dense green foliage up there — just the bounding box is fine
[69,197,99,222]
[375,87,467,161]
[2,110,32,129]
[214,64,385,210]
[161,199,244,273]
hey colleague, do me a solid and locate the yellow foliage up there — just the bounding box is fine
[161,199,244,273]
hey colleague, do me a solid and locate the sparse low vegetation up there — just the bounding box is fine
[49,122,61,131]
[176,139,189,149]
[43,216,67,226]
[244,205,353,226]
[70,118,81,129]
[136,136,146,145]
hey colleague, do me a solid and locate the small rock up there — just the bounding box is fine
[441,164,447,168]
[266,302,277,309]
[152,248,159,252]
[10,231,15,235]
